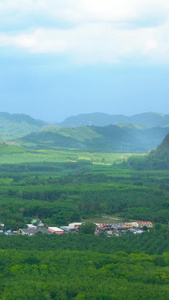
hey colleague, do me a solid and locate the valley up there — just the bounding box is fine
[0,112,169,299]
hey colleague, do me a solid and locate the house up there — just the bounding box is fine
[26,224,37,229]
[68,222,82,229]
[48,227,64,234]
[60,226,77,233]
[130,222,139,228]
[95,223,107,229]
[18,228,52,236]
[136,221,153,228]
[125,223,133,228]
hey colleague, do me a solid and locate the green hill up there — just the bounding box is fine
[18,124,138,152]
[17,124,169,153]
[1,112,169,152]
[0,112,47,141]
[127,133,169,170]
[148,133,169,169]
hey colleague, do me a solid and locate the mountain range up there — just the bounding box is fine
[1,112,169,153]
[60,112,169,128]
[18,123,169,153]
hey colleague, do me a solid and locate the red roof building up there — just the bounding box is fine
[48,227,64,234]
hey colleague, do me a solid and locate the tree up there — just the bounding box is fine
[154,223,162,231]
[78,222,96,234]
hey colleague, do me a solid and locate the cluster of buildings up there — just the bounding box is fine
[94,221,153,236]
[18,222,82,236]
[18,220,153,236]
[0,220,153,236]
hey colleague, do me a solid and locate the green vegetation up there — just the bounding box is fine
[78,222,96,234]
[0,149,169,228]
[0,143,133,165]
[1,111,169,152]
[17,123,169,152]
[0,248,169,299]
[127,133,169,170]
[0,112,46,141]
[0,134,169,298]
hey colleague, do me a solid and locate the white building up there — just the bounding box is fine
[68,222,82,228]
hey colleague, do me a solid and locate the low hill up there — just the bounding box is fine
[60,112,169,128]
[18,124,139,152]
[17,124,169,153]
[0,112,47,141]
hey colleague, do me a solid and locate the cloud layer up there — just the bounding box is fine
[0,0,169,64]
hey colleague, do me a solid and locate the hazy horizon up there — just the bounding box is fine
[0,110,168,124]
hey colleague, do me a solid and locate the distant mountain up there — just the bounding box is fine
[60,112,169,128]
[60,113,128,127]
[0,112,47,141]
[2,111,169,153]
[18,124,169,153]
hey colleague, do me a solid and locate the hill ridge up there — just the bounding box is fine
[0,112,47,141]
[60,112,169,128]
[17,124,169,153]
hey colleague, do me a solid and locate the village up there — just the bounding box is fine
[0,220,153,236]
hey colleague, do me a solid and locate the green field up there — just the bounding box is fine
[0,143,135,165]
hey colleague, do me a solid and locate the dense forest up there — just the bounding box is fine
[1,248,169,299]
[0,160,169,229]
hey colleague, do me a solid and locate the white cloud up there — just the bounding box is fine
[0,0,169,24]
[0,0,169,64]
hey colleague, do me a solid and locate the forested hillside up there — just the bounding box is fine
[18,124,169,153]
[0,112,46,141]
[1,112,169,153]
[127,133,169,170]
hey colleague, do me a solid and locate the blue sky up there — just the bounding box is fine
[0,0,169,122]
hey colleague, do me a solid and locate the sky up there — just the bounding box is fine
[0,0,169,122]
